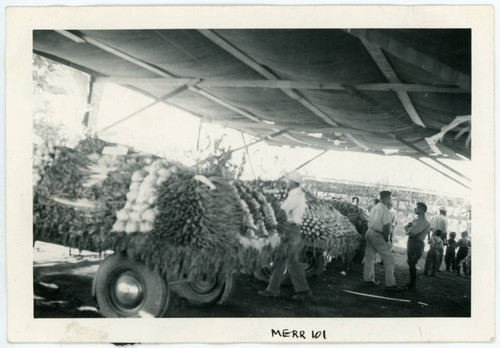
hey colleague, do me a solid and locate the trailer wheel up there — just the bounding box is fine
[174,275,234,305]
[93,254,170,318]
[301,248,327,277]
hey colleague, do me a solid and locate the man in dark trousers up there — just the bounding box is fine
[404,202,431,291]
[258,171,312,300]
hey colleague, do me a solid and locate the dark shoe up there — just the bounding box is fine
[258,290,279,297]
[385,285,402,292]
[292,291,312,300]
[363,280,380,287]
[423,273,429,276]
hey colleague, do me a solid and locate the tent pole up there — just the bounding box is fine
[281,150,329,179]
[230,128,290,153]
[194,128,290,167]
[241,132,257,180]
[97,85,189,134]
[196,118,203,151]
[414,157,470,190]
[82,76,104,130]
[397,137,470,182]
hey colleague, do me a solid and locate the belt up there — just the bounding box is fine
[369,228,383,234]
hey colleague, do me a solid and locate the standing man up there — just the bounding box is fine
[404,202,431,291]
[258,171,312,300]
[363,191,399,290]
[430,207,448,272]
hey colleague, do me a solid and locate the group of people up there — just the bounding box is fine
[363,192,471,292]
[258,174,471,301]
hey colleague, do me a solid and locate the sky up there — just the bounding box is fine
[36,57,471,198]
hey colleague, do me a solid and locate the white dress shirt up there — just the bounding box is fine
[368,203,391,232]
[281,187,307,224]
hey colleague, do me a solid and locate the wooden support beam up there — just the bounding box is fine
[397,136,471,182]
[95,77,468,93]
[414,157,470,190]
[57,30,177,78]
[55,31,290,143]
[189,86,261,123]
[358,39,427,128]
[97,85,190,134]
[345,29,471,91]
[280,150,329,180]
[82,77,105,129]
[198,29,371,150]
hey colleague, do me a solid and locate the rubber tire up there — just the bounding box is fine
[173,275,234,305]
[301,248,327,278]
[93,254,170,318]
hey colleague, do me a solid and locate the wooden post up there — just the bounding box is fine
[82,76,104,130]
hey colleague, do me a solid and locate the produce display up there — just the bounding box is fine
[33,140,59,187]
[33,136,362,282]
[33,138,283,281]
[329,198,369,236]
[252,180,362,262]
[33,137,152,252]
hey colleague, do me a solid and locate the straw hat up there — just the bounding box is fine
[286,170,303,184]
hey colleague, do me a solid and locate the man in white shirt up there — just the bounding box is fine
[429,207,448,272]
[258,171,312,300]
[363,191,399,290]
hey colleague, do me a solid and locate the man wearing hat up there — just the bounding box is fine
[258,170,312,300]
[363,190,399,290]
[363,191,399,290]
[429,207,448,272]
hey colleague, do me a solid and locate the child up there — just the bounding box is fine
[456,231,471,276]
[445,232,458,271]
[424,230,444,276]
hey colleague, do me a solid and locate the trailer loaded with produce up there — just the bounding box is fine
[33,137,362,317]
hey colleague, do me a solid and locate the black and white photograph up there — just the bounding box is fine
[5,5,495,344]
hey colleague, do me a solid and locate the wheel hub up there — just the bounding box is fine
[114,272,144,309]
[189,279,217,293]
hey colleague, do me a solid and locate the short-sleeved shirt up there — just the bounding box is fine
[281,187,307,224]
[407,216,431,241]
[368,203,391,232]
[430,214,448,234]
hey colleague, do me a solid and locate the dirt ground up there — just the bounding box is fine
[34,243,471,318]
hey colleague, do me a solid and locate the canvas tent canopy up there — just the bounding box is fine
[33,29,471,161]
